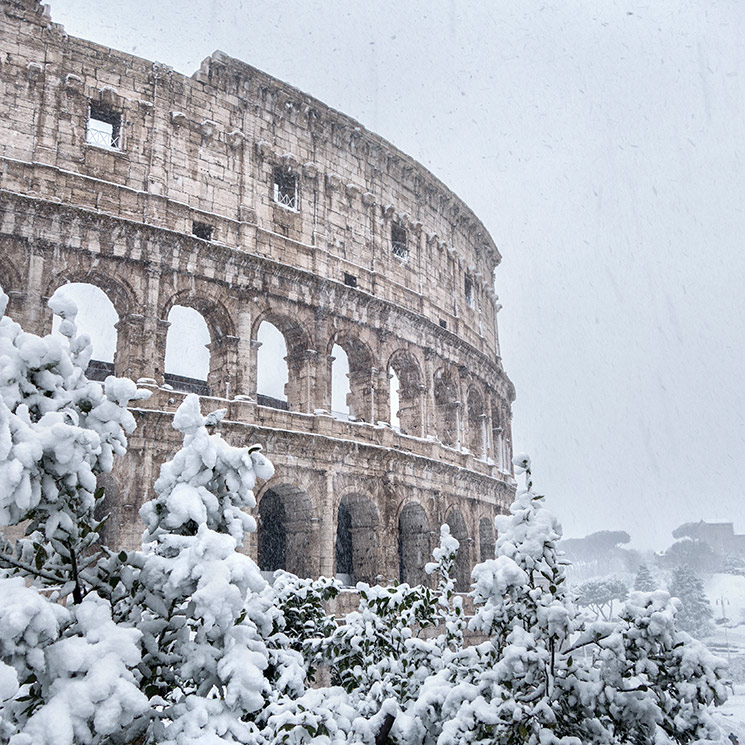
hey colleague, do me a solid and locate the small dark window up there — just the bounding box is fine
[465,274,474,308]
[439,319,448,329]
[86,102,121,150]
[343,273,358,288]
[273,167,298,210]
[192,221,213,240]
[391,224,408,260]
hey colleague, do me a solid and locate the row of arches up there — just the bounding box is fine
[46,281,512,466]
[256,484,498,590]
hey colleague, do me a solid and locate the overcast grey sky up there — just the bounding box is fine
[47,0,745,550]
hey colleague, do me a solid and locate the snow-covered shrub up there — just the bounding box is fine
[0,287,150,743]
[128,393,300,743]
[398,455,727,745]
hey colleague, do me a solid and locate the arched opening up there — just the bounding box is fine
[479,516,495,562]
[330,343,351,420]
[335,493,380,585]
[389,368,401,431]
[257,484,313,578]
[434,367,459,447]
[467,388,485,458]
[164,305,211,394]
[398,502,431,586]
[445,509,471,591]
[51,283,118,380]
[258,489,286,572]
[335,500,353,582]
[256,321,289,410]
[329,335,373,422]
[388,351,423,436]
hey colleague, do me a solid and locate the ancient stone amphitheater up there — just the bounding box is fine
[0,0,515,589]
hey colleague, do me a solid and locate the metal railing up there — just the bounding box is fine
[274,189,298,211]
[86,126,121,150]
[163,373,210,396]
[391,241,409,261]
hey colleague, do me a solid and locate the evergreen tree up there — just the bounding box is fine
[131,393,298,743]
[634,563,657,591]
[669,564,714,638]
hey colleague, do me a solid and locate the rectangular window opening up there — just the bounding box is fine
[439,319,448,329]
[86,102,122,150]
[391,223,408,261]
[273,167,298,210]
[465,274,474,308]
[343,272,358,288]
[192,221,214,241]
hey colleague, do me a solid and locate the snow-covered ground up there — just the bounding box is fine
[704,685,745,743]
[707,574,745,631]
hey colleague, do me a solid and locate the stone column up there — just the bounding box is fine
[114,313,147,380]
[236,307,254,398]
[422,349,436,438]
[285,349,317,414]
[142,266,163,377]
[248,338,261,400]
[154,319,170,383]
[25,247,46,334]
[318,468,337,578]
[208,334,240,399]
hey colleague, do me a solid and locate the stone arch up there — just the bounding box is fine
[255,320,289,409]
[433,366,460,447]
[335,492,381,585]
[479,515,496,562]
[466,385,486,458]
[46,268,148,380]
[0,252,23,297]
[45,269,137,323]
[164,305,211,393]
[49,281,119,380]
[327,332,374,422]
[445,508,471,591]
[256,483,314,578]
[162,291,238,397]
[397,500,433,586]
[162,290,236,340]
[387,349,423,436]
[329,343,351,419]
[253,309,312,411]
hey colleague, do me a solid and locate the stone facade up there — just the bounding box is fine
[0,0,516,588]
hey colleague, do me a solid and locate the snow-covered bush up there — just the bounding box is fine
[398,455,727,745]
[0,288,150,744]
[126,393,305,743]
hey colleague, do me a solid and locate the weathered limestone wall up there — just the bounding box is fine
[0,0,516,586]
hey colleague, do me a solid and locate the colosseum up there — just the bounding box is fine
[0,0,515,589]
